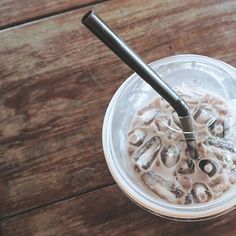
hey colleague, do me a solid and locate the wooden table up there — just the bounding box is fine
[0,0,236,235]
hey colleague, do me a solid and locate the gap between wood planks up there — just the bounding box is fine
[0,0,110,31]
[0,0,112,224]
[0,182,116,222]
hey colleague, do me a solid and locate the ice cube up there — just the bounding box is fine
[212,103,229,116]
[138,108,159,125]
[161,145,180,168]
[208,118,227,138]
[194,104,217,124]
[132,136,161,170]
[191,183,212,203]
[178,159,195,174]
[154,115,171,132]
[128,128,146,146]
[142,172,184,202]
[208,96,229,116]
[185,193,193,204]
[172,111,181,128]
[176,88,199,107]
[216,152,235,170]
[209,174,230,198]
[199,159,218,177]
[207,138,236,153]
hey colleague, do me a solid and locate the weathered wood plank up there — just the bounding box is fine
[0,0,236,219]
[0,0,107,29]
[2,185,236,236]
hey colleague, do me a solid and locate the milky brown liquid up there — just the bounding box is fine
[127,88,236,204]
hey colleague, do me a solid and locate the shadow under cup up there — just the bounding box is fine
[102,54,236,221]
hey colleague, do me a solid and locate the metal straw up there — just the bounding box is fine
[81,10,199,159]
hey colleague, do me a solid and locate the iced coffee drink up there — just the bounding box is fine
[127,87,236,204]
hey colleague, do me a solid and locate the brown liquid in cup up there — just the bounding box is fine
[127,88,236,204]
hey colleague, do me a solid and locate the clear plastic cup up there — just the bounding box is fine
[102,54,236,221]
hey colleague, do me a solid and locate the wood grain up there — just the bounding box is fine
[0,0,236,225]
[0,0,107,29]
[2,185,236,236]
